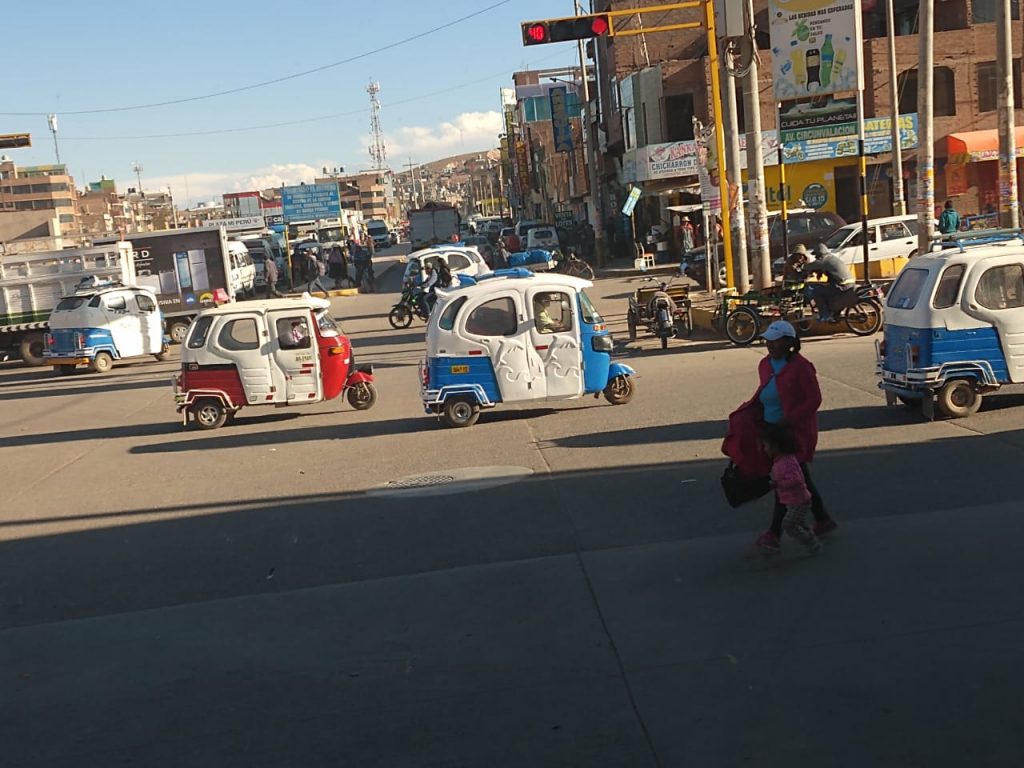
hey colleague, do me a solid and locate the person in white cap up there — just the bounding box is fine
[746,320,837,554]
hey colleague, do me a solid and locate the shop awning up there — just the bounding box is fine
[947,127,1024,162]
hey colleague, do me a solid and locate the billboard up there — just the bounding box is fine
[779,97,859,142]
[549,86,574,153]
[769,0,863,99]
[281,183,340,222]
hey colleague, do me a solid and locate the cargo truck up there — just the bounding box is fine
[408,202,461,250]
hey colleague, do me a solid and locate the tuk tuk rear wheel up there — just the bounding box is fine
[603,374,635,405]
[88,351,113,374]
[936,379,982,418]
[347,381,378,411]
[627,311,637,341]
[192,398,228,430]
[441,397,480,428]
[154,344,170,362]
[725,307,760,346]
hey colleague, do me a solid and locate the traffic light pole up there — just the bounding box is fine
[705,0,735,290]
[575,1,606,268]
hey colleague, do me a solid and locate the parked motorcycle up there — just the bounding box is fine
[388,286,432,329]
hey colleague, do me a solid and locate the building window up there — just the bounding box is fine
[664,94,695,141]
[898,67,956,116]
[973,0,1020,22]
[59,214,76,223]
[976,60,1023,112]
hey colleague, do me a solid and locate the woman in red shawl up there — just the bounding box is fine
[723,320,838,554]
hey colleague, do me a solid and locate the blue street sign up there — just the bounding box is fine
[281,183,341,222]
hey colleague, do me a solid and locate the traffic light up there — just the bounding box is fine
[521,14,611,46]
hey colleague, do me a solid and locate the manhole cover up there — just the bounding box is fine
[368,466,535,498]
[384,474,456,489]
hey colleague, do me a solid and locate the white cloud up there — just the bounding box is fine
[374,111,503,163]
[145,163,325,207]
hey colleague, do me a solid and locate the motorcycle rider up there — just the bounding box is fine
[789,243,856,323]
[417,261,439,314]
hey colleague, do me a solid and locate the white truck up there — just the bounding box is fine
[0,242,136,366]
[409,202,461,250]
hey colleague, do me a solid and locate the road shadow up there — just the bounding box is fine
[350,331,426,349]
[0,377,167,402]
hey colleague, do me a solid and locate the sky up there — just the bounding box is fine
[3,0,584,206]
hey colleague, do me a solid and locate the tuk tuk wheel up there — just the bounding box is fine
[725,307,760,346]
[603,374,635,405]
[936,379,982,418]
[191,398,228,430]
[441,397,480,428]
[168,321,190,345]
[347,381,378,411]
[88,351,113,374]
[154,344,170,362]
[627,311,638,341]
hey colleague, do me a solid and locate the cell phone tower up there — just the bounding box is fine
[367,80,387,170]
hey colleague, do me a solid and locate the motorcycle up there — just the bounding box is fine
[627,275,693,349]
[797,283,884,336]
[388,285,432,329]
[552,247,596,280]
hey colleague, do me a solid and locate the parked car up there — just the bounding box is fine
[526,226,560,250]
[515,220,541,239]
[766,209,846,262]
[771,214,926,275]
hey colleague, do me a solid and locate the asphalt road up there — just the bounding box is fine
[2,250,1023,767]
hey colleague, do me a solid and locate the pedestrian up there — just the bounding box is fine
[679,215,695,253]
[723,320,838,555]
[759,422,821,554]
[939,199,961,236]
[352,241,375,293]
[264,254,283,297]
[327,244,348,289]
[581,222,595,260]
[304,249,330,299]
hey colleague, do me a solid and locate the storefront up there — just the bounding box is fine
[945,127,1024,217]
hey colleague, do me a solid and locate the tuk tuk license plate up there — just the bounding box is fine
[450,365,470,374]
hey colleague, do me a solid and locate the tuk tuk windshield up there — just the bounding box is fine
[579,290,603,324]
[315,309,341,337]
[55,296,88,311]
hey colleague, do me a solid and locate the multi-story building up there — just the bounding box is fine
[317,171,396,224]
[0,159,81,238]
[78,177,132,236]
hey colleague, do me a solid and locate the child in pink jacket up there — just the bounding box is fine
[759,424,821,554]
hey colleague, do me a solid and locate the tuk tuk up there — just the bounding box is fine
[877,234,1024,418]
[173,295,375,429]
[44,278,168,374]
[420,268,636,427]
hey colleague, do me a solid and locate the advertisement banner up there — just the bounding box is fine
[769,0,863,99]
[281,183,340,222]
[549,86,574,153]
[515,141,530,195]
[781,113,919,163]
[779,97,859,142]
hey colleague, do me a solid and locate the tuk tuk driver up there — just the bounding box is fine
[789,243,856,323]
[289,320,309,347]
[535,294,567,333]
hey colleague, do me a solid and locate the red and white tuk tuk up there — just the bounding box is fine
[173,295,376,429]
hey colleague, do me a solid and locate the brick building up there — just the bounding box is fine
[0,159,81,238]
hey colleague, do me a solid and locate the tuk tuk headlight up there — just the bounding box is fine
[591,334,613,352]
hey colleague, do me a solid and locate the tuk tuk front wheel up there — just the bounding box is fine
[936,379,982,418]
[347,381,378,411]
[88,351,113,374]
[603,374,635,405]
[191,398,228,430]
[441,397,480,428]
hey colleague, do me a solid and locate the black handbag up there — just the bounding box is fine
[721,462,772,508]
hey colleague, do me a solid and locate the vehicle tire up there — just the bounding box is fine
[191,398,228,430]
[725,306,761,346]
[603,374,635,405]
[441,397,480,428]
[676,313,693,337]
[660,335,669,349]
[844,300,883,336]
[388,306,413,329]
[168,321,190,345]
[793,318,813,335]
[627,311,638,341]
[936,379,982,418]
[56,364,77,376]
[19,333,46,366]
[154,344,170,362]
[346,381,377,411]
[88,351,113,374]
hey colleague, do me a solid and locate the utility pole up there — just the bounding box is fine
[575,0,606,267]
[722,57,748,291]
[917,0,935,255]
[885,0,906,215]
[742,0,770,289]
[997,0,1019,229]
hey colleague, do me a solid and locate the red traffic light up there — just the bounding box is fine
[591,16,609,36]
[525,23,548,44]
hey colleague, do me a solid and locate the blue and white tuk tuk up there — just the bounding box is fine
[877,235,1024,418]
[44,278,168,375]
[420,269,636,427]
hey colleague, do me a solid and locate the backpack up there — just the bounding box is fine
[437,261,453,288]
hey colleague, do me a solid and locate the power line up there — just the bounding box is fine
[59,51,575,142]
[0,0,513,117]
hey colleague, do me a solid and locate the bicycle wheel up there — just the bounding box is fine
[725,306,761,346]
